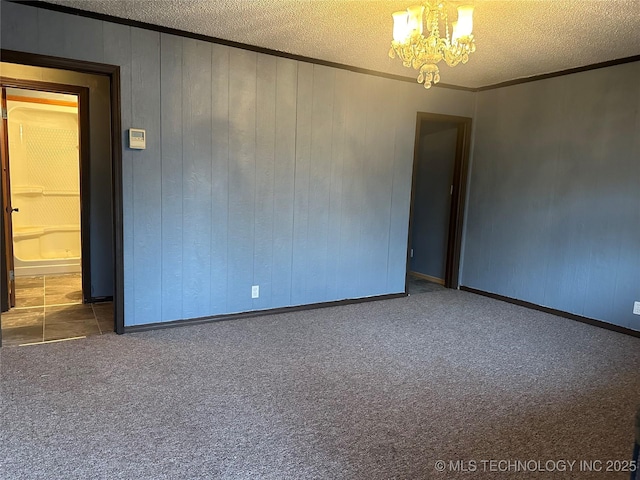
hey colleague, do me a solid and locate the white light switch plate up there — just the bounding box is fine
[252,285,259,299]
[633,301,640,315]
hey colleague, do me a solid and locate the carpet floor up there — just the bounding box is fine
[1,289,639,479]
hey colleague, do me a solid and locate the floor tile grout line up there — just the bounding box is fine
[13,301,85,310]
[20,336,87,347]
[92,303,103,335]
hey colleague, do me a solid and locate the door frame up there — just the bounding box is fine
[406,112,472,291]
[1,79,91,306]
[1,87,16,308]
[0,49,124,335]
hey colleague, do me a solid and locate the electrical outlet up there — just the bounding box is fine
[633,301,640,316]
[410,249,414,258]
[251,285,259,299]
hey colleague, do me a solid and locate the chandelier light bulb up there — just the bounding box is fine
[451,20,460,44]
[392,11,410,42]
[456,5,474,36]
[406,5,425,35]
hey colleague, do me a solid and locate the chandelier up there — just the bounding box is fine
[389,2,476,88]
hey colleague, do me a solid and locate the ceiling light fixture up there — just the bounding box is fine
[389,2,476,89]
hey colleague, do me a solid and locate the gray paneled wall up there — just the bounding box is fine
[1,0,475,325]
[464,61,640,331]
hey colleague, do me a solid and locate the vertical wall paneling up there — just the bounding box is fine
[326,68,349,300]
[227,48,257,313]
[459,89,497,292]
[387,83,416,293]
[35,9,66,58]
[306,65,335,303]
[360,75,395,296]
[271,58,298,307]
[0,1,39,52]
[503,80,560,304]
[581,69,635,322]
[160,34,184,322]
[628,81,640,330]
[63,14,104,63]
[542,75,605,315]
[337,71,367,299]
[253,54,277,310]
[102,21,134,325]
[130,28,162,325]
[210,44,230,315]
[614,73,640,330]
[182,38,213,319]
[290,62,313,305]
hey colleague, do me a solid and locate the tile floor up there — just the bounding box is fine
[1,274,113,347]
[407,274,446,294]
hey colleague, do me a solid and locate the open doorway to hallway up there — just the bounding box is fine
[1,60,119,345]
[406,113,471,295]
[1,86,111,345]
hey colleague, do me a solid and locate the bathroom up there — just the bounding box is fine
[8,87,82,277]
[1,86,112,345]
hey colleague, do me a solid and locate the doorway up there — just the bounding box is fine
[1,82,107,345]
[406,112,471,294]
[1,50,124,344]
[5,88,84,289]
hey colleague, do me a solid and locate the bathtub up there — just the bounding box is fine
[7,98,82,278]
[13,225,81,276]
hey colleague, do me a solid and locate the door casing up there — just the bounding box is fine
[406,112,472,291]
[1,87,16,308]
[0,49,124,336]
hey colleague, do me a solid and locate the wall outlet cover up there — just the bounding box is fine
[633,301,640,315]
[251,285,259,299]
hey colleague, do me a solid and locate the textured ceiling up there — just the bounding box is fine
[43,0,640,89]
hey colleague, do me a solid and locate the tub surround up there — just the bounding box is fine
[6,92,82,278]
